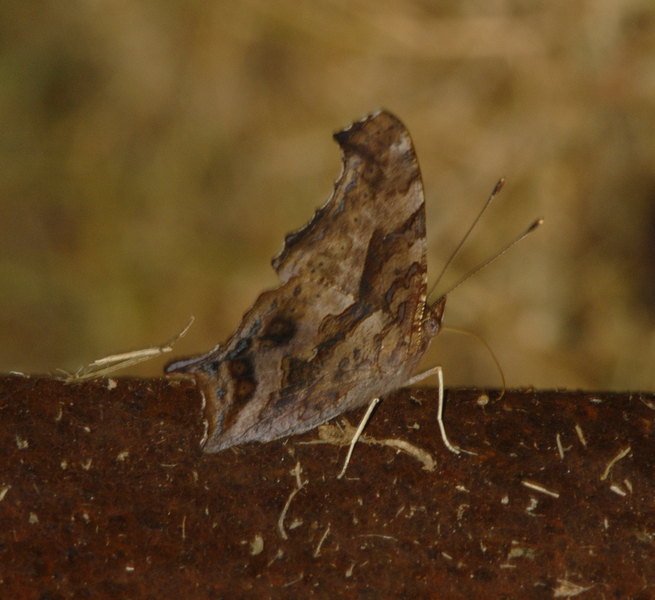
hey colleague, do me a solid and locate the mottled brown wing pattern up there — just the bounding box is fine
[165,111,443,452]
[273,112,426,299]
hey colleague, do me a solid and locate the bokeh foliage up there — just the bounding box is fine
[1,0,654,389]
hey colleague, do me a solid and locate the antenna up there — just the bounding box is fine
[427,178,506,303]
[433,218,543,304]
[427,178,542,304]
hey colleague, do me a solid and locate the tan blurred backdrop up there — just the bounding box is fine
[1,0,654,390]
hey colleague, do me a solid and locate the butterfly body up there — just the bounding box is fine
[166,111,446,452]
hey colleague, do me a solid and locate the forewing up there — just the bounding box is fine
[168,111,432,452]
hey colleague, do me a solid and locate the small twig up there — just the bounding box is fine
[575,424,587,447]
[307,421,436,473]
[556,433,565,460]
[278,462,305,540]
[64,317,194,381]
[372,438,435,471]
[522,480,560,498]
[610,484,627,496]
[281,573,304,587]
[313,524,331,557]
[600,447,631,481]
[553,579,594,597]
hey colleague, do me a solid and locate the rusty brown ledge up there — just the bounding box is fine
[0,375,654,599]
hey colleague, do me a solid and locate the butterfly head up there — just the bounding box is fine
[423,296,446,341]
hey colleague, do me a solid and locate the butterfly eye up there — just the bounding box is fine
[423,297,446,338]
[424,318,441,338]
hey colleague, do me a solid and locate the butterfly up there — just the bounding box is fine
[165,110,448,452]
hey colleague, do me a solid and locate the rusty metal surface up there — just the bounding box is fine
[1,375,654,599]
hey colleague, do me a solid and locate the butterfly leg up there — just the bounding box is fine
[337,397,380,479]
[434,366,461,455]
[408,366,462,455]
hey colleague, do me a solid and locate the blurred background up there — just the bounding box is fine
[1,0,654,390]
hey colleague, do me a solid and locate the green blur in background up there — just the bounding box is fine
[1,0,655,390]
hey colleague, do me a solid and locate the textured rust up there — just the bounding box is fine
[1,375,654,598]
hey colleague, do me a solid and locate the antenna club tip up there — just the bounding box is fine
[528,218,544,232]
[493,178,505,195]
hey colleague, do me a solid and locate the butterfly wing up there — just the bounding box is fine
[167,111,432,452]
[274,110,427,305]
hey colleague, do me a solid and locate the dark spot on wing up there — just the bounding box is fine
[260,315,297,347]
[229,359,248,377]
[220,355,257,432]
[227,356,256,404]
[234,379,255,401]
